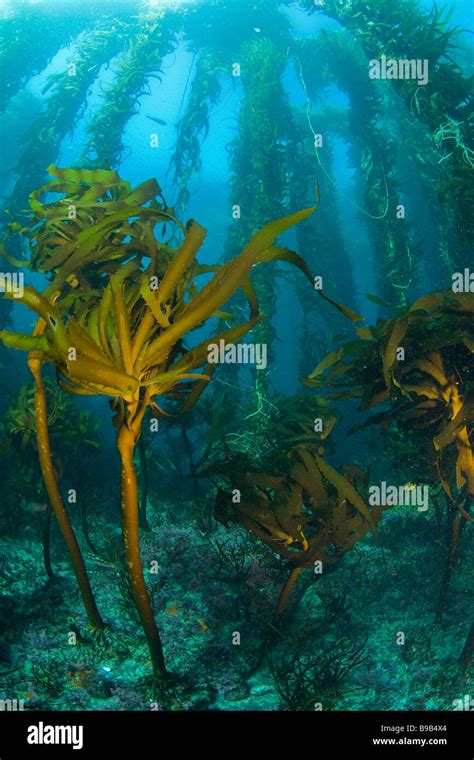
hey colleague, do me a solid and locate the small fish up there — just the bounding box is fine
[254,27,261,33]
[146,115,167,126]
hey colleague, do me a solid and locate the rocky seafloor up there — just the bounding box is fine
[0,497,472,712]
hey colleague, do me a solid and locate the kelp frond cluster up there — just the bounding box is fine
[304,291,474,500]
[2,164,178,288]
[0,164,320,694]
[210,445,382,622]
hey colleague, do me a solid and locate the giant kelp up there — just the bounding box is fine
[202,391,340,472]
[384,91,456,280]
[0,165,319,694]
[288,112,356,374]
[0,0,472,709]
[4,380,99,456]
[0,10,90,114]
[297,29,418,307]
[303,292,474,497]
[6,22,130,214]
[168,51,223,215]
[225,37,291,258]
[223,35,296,412]
[2,0,470,294]
[83,12,178,169]
[302,0,474,268]
[1,380,100,579]
[1,164,178,289]
[303,0,470,128]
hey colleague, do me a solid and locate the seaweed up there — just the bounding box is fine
[223,37,293,394]
[5,22,130,214]
[83,13,179,169]
[168,51,223,214]
[4,380,99,456]
[304,291,474,496]
[207,445,383,624]
[0,9,93,113]
[269,632,368,711]
[296,30,419,306]
[220,391,340,469]
[0,166,318,693]
[305,0,474,267]
[287,115,356,372]
[304,290,474,620]
[1,164,178,290]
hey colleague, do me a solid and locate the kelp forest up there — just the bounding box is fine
[0,0,472,715]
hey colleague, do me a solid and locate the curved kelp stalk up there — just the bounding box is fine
[6,22,130,214]
[28,346,104,632]
[137,432,151,532]
[82,13,178,169]
[2,374,100,583]
[168,51,223,214]
[0,169,318,692]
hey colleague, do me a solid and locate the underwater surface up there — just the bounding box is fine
[0,0,472,714]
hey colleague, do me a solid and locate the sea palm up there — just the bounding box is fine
[1,198,318,690]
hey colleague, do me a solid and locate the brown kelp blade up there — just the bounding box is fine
[3,286,69,353]
[258,246,363,322]
[155,221,207,309]
[312,452,377,535]
[145,206,316,364]
[0,331,49,353]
